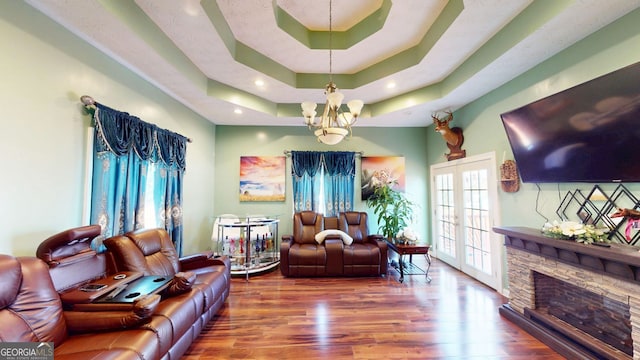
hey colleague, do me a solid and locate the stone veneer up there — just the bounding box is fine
[494,226,640,359]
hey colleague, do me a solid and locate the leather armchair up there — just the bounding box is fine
[280,211,327,276]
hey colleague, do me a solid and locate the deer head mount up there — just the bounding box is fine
[432,111,466,161]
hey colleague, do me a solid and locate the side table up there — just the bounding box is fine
[386,240,431,283]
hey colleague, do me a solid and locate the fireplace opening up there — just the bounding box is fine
[533,271,632,356]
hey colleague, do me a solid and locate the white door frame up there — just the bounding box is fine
[430,152,503,293]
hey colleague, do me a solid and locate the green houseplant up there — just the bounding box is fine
[366,182,416,241]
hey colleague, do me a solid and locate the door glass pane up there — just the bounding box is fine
[462,169,491,275]
[435,173,456,258]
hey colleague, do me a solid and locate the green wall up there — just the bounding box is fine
[0,1,217,256]
[214,126,430,240]
[426,7,640,230]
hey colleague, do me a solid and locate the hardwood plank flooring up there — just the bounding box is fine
[183,257,563,359]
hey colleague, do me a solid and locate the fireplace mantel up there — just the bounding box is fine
[494,226,640,284]
[495,226,640,359]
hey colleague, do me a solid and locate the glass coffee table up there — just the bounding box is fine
[385,240,431,283]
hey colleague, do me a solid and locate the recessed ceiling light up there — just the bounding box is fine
[386,82,396,89]
[254,79,265,87]
[184,0,199,16]
[234,108,243,114]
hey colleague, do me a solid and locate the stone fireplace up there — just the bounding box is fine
[535,272,632,356]
[494,226,640,360]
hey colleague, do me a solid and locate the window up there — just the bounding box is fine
[291,151,355,217]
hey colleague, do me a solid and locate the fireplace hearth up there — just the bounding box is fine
[494,226,640,360]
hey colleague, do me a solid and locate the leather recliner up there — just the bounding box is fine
[338,211,388,276]
[280,211,326,276]
[280,211,388,277]
[0,253,161,359]
[104,228,231,326]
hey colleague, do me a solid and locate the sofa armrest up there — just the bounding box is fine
[280,236,293,276]
[325,238,344,276]
[366,236,389,274]
[368,234,385,242]
[64,294,160,334]
[164,271,196,296]
[179,251,212,264]
[179,252,229,271]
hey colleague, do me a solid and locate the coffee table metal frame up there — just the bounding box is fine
[385,240,431,283]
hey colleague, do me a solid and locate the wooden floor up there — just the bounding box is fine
[183,257,564,359]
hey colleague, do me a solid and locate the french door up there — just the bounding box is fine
[430,152,502,291]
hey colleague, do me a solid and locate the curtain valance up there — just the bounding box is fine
[291,151,355,177]
[291,151,322,177]
[94,104,188,170]
[324,152,355,176]
[290,151,355,216]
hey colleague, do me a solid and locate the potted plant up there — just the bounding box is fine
[366,182,416,242]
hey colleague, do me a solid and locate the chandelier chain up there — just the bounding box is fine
[300,0,363,145]
[329,0,333,83]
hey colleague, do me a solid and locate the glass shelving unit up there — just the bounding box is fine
[213,215,279,280]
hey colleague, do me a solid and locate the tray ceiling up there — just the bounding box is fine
[26,0,640,127]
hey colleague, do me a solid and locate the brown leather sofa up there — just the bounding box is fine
[0,225,230,360]
[280,211,388,277]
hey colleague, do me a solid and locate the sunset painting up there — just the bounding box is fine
[361,156,406,200]
[239,156,286,202]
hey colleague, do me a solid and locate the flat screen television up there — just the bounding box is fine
[500,61,640,183]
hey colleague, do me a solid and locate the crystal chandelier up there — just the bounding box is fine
[301,0,363,145]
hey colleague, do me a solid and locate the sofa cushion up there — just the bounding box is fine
[54,329,161,360]
[128,229,181,275]
[295,212,324,245]
[146,289,203,356]
[343,243,381,276]
[104,232,179,276]
[192,270,228,312]
[339,212,369,244]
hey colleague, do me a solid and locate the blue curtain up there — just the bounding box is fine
[291,151,322,212]
[89,104,187,255]
[291,151,355,216]
[323,152,355,217]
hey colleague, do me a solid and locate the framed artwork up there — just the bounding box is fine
[361,156,406,200]
[239,156,286,202]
